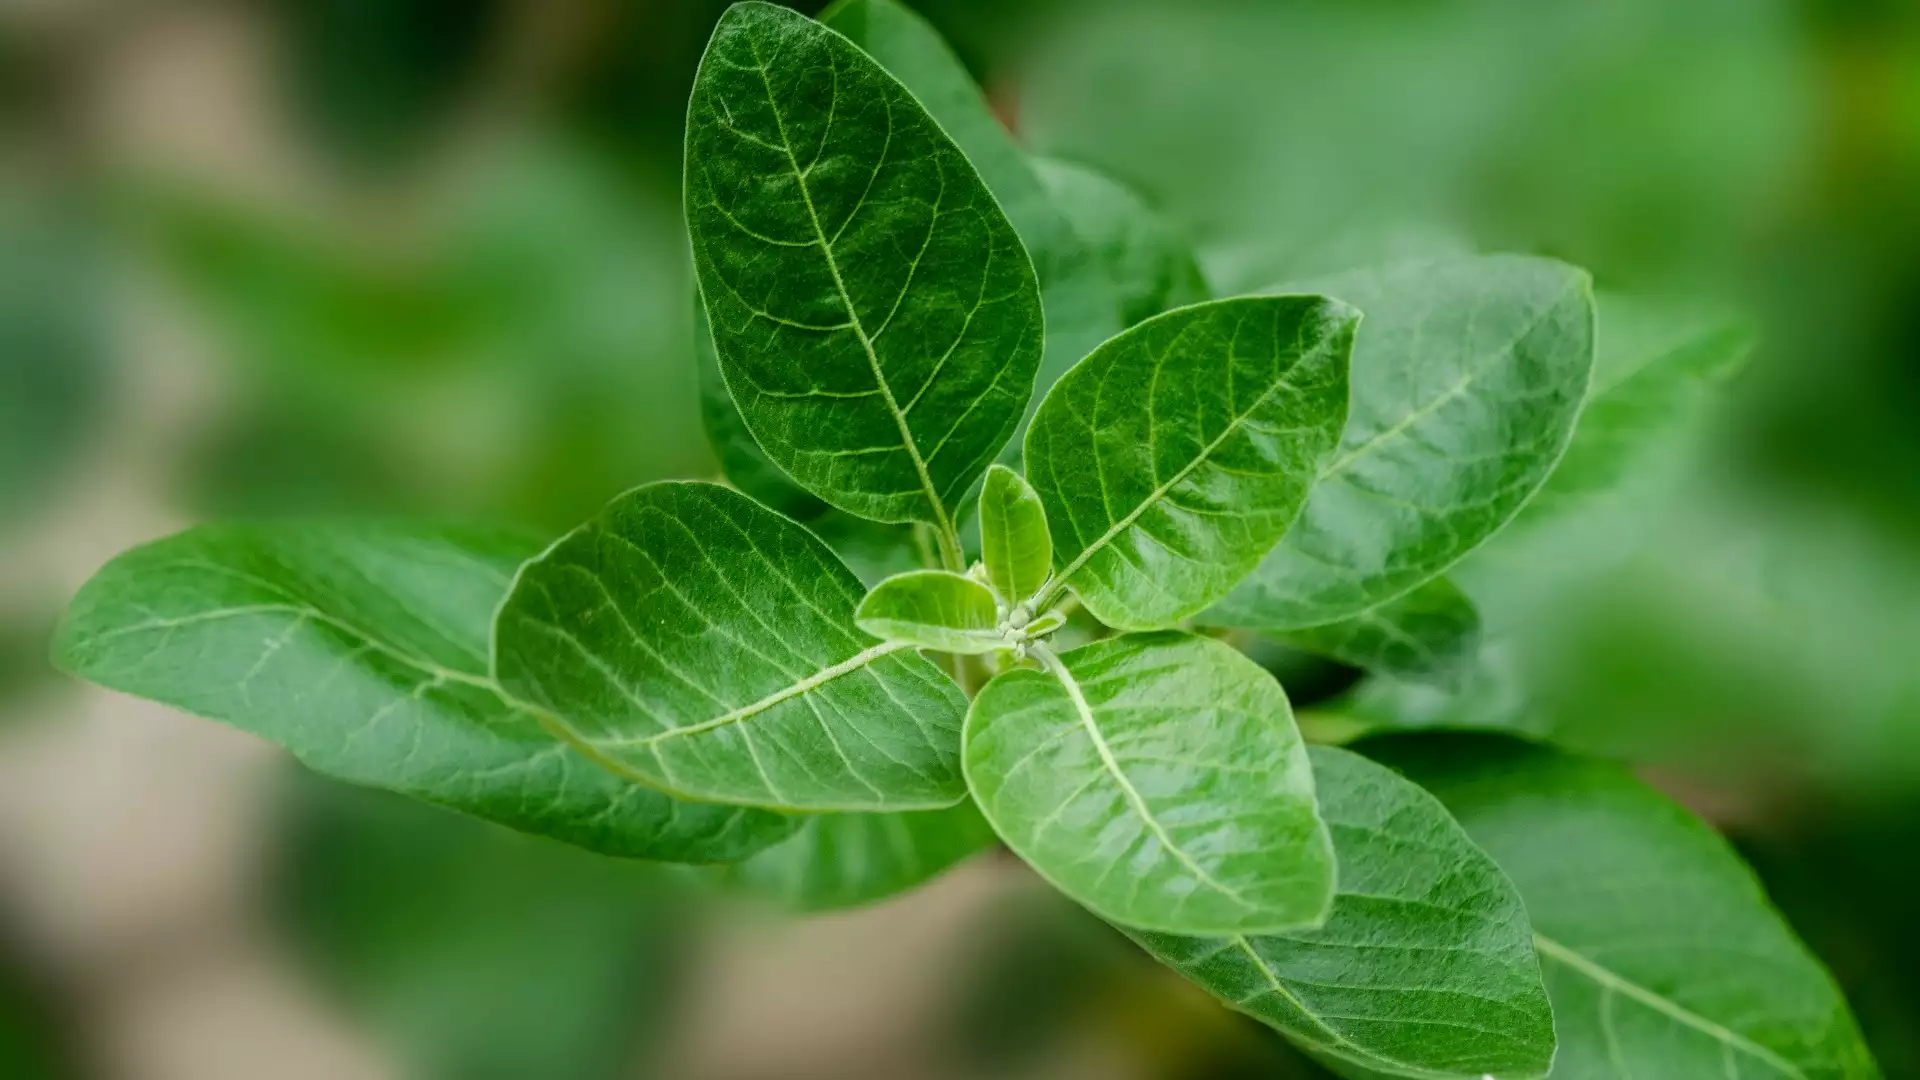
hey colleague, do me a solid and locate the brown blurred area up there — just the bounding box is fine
[4,1,1920,1077]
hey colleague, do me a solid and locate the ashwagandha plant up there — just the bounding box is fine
[54,3,1880,1078]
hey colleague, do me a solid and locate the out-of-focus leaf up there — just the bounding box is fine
[965,633,1333,935]
[1131,746,1555,1080]
[1025,297,1355,630]
[710,800,997,913]
[686,2,1042,526]
[53,521,794,862]
[1373,735,1881,1080]
[1264,577,1481,684]
[1209,255,1594,630]
[856,569,1004,654]
[274,771,682,1080]
[494,481,967,811]
[1033,156,1209,327]
[1326,642,1543,740]
[1456,292,1755,630]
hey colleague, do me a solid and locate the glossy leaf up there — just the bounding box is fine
[1131,746,1555,1080]
[52,522,794,863]
[1375,736,1881,1080]
[1025,296,1356,630]
[1265,577,1482,683]
[856,569,1004,654]
[1210,255,1595,630]
[1456,293,1754,630]
[818,0,1121,397]
[685,1,1043,528]
[712,800,998,913]
[1034,156,1210,328]
[695,295,823,518]
[494,481,967,812]
[965,632,1333,935]
[979,463,1052,606]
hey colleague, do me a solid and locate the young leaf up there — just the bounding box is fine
[52,523,795,863]
[1263,577,1482,684]
[685,2,1043,529]
[1456,293,1755,630]
[1033,156,1210,328]
[1130,746,1555,1080]
[710,801,997,913]
[965,632,1334,935]
[493,481,967,812]
[855,569,1003,654]
[818,0,1121,396]
[694,296,824,519]
[1024,296,1356,631]
[1208,255,1595,630]
[1374,735,1881,1080]
[979,463,1052,605]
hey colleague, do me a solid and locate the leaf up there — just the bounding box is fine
[1327,643,1545,740]
[979,463,1052,606]
[710,800,998,913]
[1455,293,1755,631]
[685,1,1044,528]
[1373,735,1881,1080]
[1208,255,1595,630]
[1033,156,1210,327]
[695,295,825,519]
[1130,745,1555,1080]
[493,481,968,812]
[1024,296,1356,631]
[965,632,1333,935]
[1265,577,1482,683]
[818,0,1122,397]
[52,522,794,863]
[856,569,1004,654]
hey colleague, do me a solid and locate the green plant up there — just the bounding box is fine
[52,3,1878,1077]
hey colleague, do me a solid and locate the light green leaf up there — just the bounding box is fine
[711,800,997,913]
[1209,255,1595,630]
[685,2,1043,529]
[1024,296,1355,630]
[493,481,967,812]
[856,569,1003,654]
[695,295,823,519]
[979,463,1051,606]
[1131,745,1554,1080]
[818,0,1121,397]
[1456,293,1755,631]
[1267,577,1482,683]
[1375,736,1880,1080]
[965,632,1333,935]
[1033,156,1210,328]
[52,522,795,863]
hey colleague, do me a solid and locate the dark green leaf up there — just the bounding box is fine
[695,295,824,518]
[979,463,1051,606]
[53,522,792,862]
[1131,745,1554,1080]
[855,569,1004,654]
[1457,293,1754,630]
[965,632,1333,935]
[1025,296,1355,630]
[686,2,1043,527]
[1263,577,1482,684]
[1374,736,1881,1080]
[1210,255,1594,630]
[1033,156,1210,328]
[494,481,967,812]
[710,800,997,913]
[818,0,1121,397]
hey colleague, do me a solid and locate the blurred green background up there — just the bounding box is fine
[2,0,1918,1077]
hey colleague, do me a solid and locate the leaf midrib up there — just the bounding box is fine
[1532,933,1807,1079]
[746,35,957,546]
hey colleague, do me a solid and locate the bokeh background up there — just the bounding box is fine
[4,0,1919,1077]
